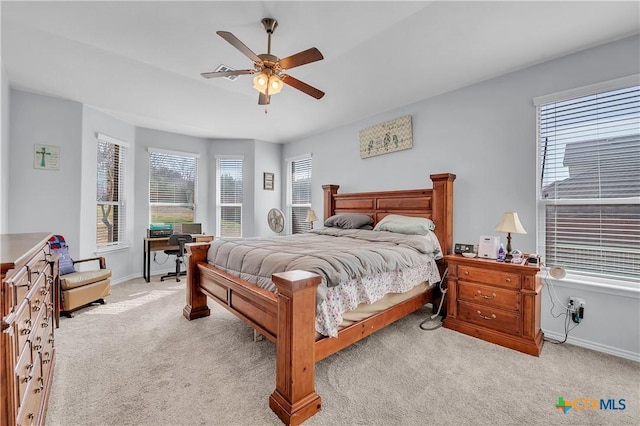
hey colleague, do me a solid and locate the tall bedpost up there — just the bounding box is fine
[183,243,212,320]
[269,271,322,426]
[430,173,456,255]
[322,184,339,221]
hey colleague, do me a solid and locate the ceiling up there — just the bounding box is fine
[2,1,639,143]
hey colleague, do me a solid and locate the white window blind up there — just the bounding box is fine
[288,155,312,234]
[537,81,640,282]
[96,134,128,249]
[217,157,243,237]
[149,150,197,224]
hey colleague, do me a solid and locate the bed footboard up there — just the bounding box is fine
[183,243,322,425]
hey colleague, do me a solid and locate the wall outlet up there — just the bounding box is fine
[569,296,586,323]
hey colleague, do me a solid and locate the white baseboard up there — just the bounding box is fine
[543,329,639,362]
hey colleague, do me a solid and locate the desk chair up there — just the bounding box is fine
[160,233,193,282]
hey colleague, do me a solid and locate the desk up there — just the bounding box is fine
[143,234,214,282]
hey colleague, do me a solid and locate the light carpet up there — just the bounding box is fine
[46,277,639,426]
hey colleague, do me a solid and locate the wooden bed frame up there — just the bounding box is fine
[183,173,455,425]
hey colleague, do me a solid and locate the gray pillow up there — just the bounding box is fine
[324,213,374,229]
[373,214,435,235]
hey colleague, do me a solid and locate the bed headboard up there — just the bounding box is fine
[322,173,455,254]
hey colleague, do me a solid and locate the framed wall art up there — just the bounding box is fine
[34,144,60,170]
[263,172,274,190]
[359,115,413,159]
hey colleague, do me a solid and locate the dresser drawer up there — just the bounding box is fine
[457,264,520,289]
[456,301,520,335]
[26,266,50,317]
[15,353,43,426]
[12,300,32,356]
[458,281,520,311]
[6,266,31,313]
[15,340,35,410]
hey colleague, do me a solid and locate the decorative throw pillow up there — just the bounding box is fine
[373,214,436,235]
[54,246,76,275]
[324,213,374,229]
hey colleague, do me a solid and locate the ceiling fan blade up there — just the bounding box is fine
[279,47,324,70]
[258,92,271,105]
[216,31,263,64]
[281,74,325,99]
[200,69,255,79]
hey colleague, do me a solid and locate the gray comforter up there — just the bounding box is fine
[207,228,441,305]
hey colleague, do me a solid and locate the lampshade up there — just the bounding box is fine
[494,212,527,234]
[306,209,318,222]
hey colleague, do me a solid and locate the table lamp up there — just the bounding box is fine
[306,209,318,229]
[494,212,527,259]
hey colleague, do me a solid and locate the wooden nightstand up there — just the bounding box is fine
[443,254,543,356]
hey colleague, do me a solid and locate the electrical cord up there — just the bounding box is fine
[542,268,581,344]
[153,251,170,265]
[419,268,448,331]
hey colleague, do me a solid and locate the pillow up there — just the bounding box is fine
[373,214,435,235]
[53,246,76,275]
[324,213,374,229]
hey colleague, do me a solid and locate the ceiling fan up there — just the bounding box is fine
[201,18,325,106]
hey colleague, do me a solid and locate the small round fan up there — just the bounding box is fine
[267,208,286,234]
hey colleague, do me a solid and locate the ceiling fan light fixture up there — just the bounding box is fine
[253,72,283,95]
[268,74,283,94]
[253,72,269,93]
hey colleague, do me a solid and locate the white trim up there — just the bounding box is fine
[97,132,130,148]
[533,74,639,106]
[543,330,639,362]
[215,154,244,160]
[543,269,640,298]
[148,147,200,158]
[285,152,312,163]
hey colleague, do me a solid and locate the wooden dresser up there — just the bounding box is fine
[1,233,58,426]
[443,254,543,356]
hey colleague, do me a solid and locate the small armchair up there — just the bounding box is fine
[48,235,111,318]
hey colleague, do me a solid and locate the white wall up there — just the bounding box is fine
[253,140,282,237]
[0,62,9,234]
[8,90,83,250]
[282,35,640,360]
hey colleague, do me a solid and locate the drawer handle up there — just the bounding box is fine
[505,277,511,283]
[476,290,497,300]
[21,375,32,383]
[464,271,469,275]
[477,310,497,320]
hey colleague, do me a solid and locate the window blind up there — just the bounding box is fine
[149,150,197,224]
[289,156,312,234]
[538,83,640,281]
[96,135,127,249]
[217,157,243,237]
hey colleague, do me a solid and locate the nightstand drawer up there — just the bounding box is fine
[457,264,520,289]
[458,282,520,311]
[456,301,520,335]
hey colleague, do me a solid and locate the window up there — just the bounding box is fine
[96,134,128,249]
[287,154,312,234]
[216,156,243,237]
[149,149,198,224]
[535,76,639,282]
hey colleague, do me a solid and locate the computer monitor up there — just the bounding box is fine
[180,223,202,235]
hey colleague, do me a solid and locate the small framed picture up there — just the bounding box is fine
[263,172,274,190]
